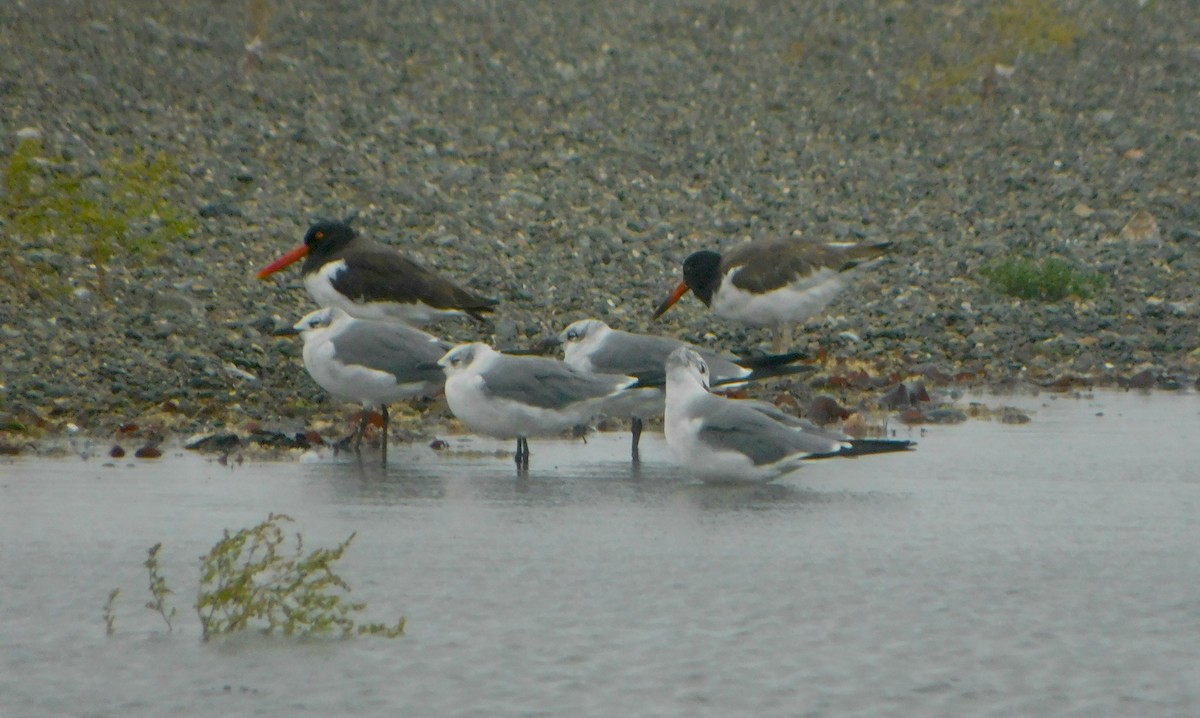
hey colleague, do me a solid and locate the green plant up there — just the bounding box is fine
[897,0,1082,103]
[2,137,196,299]
[103,588,120,636]
[980,256,1104,301]
[144,542,177,632]
[196,513,405,641]
[105,515,404,641]
[245,0,271,64]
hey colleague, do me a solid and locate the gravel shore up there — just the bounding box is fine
[2,0,1197,452]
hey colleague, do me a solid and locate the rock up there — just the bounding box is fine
[807,396,851,424]
[185,433,241,452]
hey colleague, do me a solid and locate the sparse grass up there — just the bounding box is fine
[981,256,1105,301]
[1,137,196,299]
[897,0,1083,104]
[245,0,271,65]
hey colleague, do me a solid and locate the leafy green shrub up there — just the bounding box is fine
[197,513,405,641]
[980,256,1105,301]
[105,513,405,641]
[2,136,196,299]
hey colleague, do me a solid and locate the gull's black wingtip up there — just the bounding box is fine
[808,438,915,460]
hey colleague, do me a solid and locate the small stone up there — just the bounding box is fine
[185,433,241,452]
[1000,407,1031,424]
[1119,210,1161,244]
[1127,368,1156,389]
[881,383,910,410]
[807,396,850,424]
[923,408,968,424]
[198,202,242,218]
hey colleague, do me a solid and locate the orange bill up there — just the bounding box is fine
[652,280,691,319]
[256,245,310,279]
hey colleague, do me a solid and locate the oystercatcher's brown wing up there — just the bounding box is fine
[332,246,498,319]
[723,238,889,294]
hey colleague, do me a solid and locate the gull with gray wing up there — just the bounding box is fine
[283,306,449,465]
[664,347,912,483]
[557,318,814,461]
[436,342,641,470]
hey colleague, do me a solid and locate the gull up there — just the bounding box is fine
[259,220,498,325]
[281,306,449,465]
[652,235,890,352]
[435,342,641,470]
[556,318,814,461]
[664,347,912,483]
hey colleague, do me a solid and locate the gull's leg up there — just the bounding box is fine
[380,405,389,466]
[630,417,643,463]
[515,437,530,471]
[773,322,793,354]
[351,410,369,453]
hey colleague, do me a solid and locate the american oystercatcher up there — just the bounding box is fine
[259,220,498,325]
[664,347,913,483]
[434,342,641,471]
[652,235,890,352]
[556,318,814,461]
[282,306,450,465]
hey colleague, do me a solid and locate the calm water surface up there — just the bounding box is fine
[2,390,1199,717]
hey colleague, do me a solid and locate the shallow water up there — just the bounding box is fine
[2,390,1199,717]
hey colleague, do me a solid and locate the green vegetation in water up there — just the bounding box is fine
[897,0,1082,103]
[144,542,177,632]
[980,256,1105,301]
[103,588,120,637]
[1,136,196,299]
[105,513,405,641]
[198,513,405,641]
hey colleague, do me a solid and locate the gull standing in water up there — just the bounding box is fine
[652,235,890,352]
[556,318,814,461]
[435,342,641,471]
[664,347,912,483]
[281,306,449,465]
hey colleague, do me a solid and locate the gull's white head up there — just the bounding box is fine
[292,306,338,336]
[665,346,710,390]
[558,318,610,350]
[437,342,494,375]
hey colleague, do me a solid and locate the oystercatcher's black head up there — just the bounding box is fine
[681,250,722,306]
[652,250,723,319]
[304,220,357,253]
[258,221,361,279]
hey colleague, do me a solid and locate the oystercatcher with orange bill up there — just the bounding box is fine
[652,235,890,352]
[259,220,498,325]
